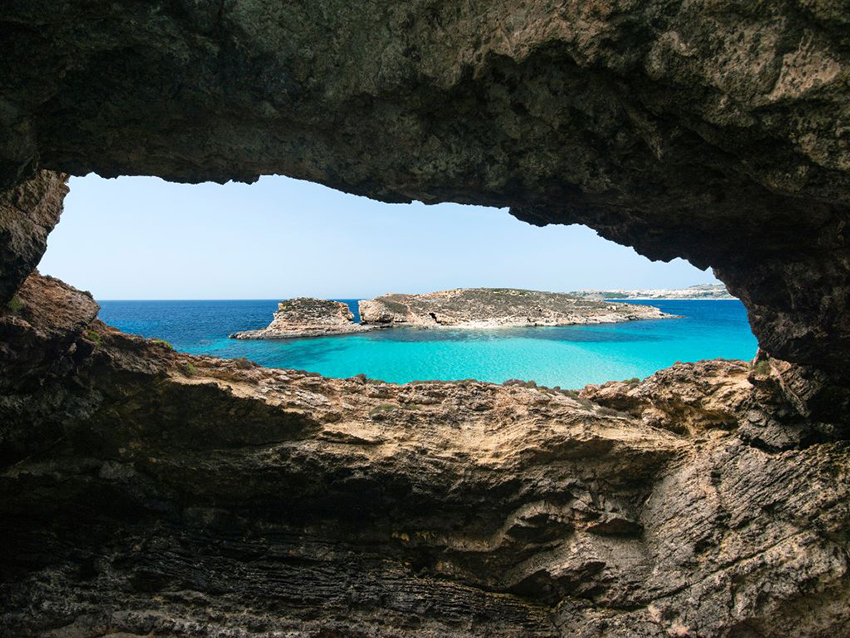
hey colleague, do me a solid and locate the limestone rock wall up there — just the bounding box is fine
[0,170,67,305]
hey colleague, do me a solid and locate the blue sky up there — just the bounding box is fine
[38,174,718,300]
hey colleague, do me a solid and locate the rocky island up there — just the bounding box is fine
[359,288,671,328]
[231,298,372,339]
[231,288,672,340]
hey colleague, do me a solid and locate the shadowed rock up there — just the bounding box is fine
[0,171,67,305]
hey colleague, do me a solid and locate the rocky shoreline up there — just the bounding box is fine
[361,288,673,327]
[233,288,674,340]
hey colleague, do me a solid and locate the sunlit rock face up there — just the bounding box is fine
[358,288,670,327]
[1,1,850,635]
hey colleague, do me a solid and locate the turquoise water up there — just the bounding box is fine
[97,299,757,388]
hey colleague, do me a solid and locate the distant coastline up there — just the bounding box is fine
[607,297,735,301]
[570,283,734,301]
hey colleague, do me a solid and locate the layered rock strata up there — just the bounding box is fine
[2,1,849,377]
[231,297,372,340]
[359,288,670,328]
[2,272,848,637]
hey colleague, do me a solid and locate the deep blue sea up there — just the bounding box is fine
[97,299,757,388]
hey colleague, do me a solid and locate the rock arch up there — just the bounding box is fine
[1,1,849,635]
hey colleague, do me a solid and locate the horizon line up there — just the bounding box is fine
[94,283,726,302]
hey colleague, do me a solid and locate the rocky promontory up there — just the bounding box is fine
[359,288,671,328]
[231,298,372,339]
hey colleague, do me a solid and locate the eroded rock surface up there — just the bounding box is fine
[1,2,849,635]
[0,170,67,305]
[359,288,669,328]
[0,271,99,466]
[582,360,754,436]
[1,1,849,374]
[231,297,372,340]
[2,274,849,637]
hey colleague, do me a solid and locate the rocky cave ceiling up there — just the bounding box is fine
[2,0,849,375]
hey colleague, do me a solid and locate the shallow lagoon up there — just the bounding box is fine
[98,299,757,388]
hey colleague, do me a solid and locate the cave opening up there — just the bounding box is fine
[32,173,755,388]
[2,2,849,632]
